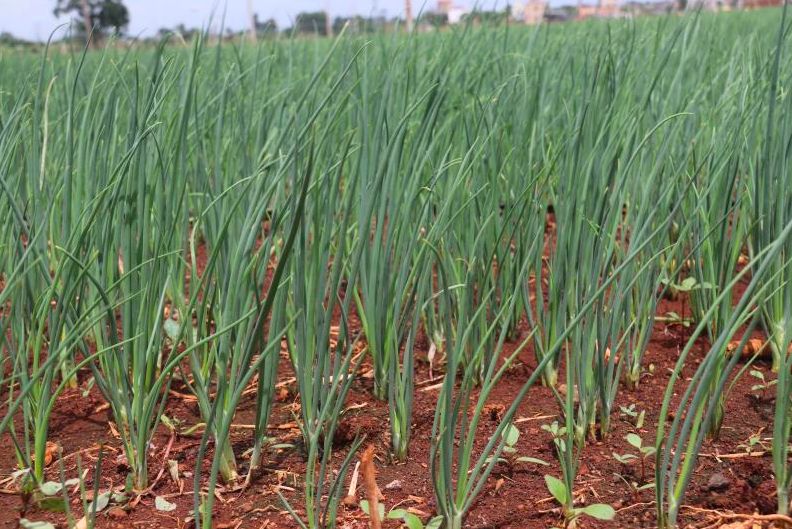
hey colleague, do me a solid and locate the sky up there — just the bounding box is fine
[0,0,494,41]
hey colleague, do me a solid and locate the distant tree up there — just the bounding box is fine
[0,32,32,47]
[421,12,449,27]
[54,0,129,43]
[559,5,578,17]
[173,24,200,40]
[332,16,351,34]
[332,15,388,35]
[254,15,278,37]
[294,11,329,35]
[463,7,510,25]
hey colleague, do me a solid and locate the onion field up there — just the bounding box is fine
[1,7,792,529]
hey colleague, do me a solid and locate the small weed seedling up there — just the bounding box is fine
[618,404,646,428]
[613,433,655,482]
[544,475,615,529]
[656,311,693,329]
[541,421,568,453]
[360,500,443,529]
[657,277,713,329]
[613,473,655,503]
[486,424,550,468]
[750,369,777,399]
[737,429,770,454]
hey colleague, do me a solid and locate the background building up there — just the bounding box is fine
[512,0,549,24]
[437,0,470,24]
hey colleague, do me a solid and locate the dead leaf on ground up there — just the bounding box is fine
[39,441,60,467]
[482,403,505,422]
[215,521,243,529]
[718,522,760,529]
[342,461,361,507]
[727,338,772,360]
[360,444,381,529]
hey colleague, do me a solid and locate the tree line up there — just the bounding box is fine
[0,1,510,49]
